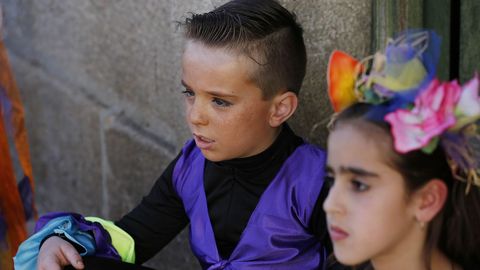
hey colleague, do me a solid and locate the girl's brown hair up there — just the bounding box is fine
[329,102,480,270]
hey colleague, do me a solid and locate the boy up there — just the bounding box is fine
[17,0,330,269]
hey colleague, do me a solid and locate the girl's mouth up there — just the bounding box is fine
[329,225,349,241]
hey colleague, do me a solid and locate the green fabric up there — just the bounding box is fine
[85,217,135,263]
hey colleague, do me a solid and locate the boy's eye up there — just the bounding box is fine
[182,89,195,97]
[350,179,369,192]
[212,98,232,107]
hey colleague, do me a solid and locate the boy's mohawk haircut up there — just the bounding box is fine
[184,0,307,98]
[185,0,299,45]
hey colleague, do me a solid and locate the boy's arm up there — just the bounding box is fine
[14,213,113,270]
[15,153,187,269]
[115,152,189,264]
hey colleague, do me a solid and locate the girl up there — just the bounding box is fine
[324,30,480,270]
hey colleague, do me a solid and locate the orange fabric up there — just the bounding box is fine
[0,40,36,263]
[0,111,27,257]
[0,42,35,189]
[327,50,362,112]
[0,249,13,270]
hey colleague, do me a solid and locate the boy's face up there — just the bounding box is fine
[181,41,279,162]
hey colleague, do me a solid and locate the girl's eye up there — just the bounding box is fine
[182,89,195,97]
[212,98,232,107]
[351,179,369,192]
[324,174,335,189]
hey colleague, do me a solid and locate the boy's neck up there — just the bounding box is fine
[217,124,294,164]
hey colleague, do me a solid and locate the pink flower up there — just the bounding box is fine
[385,79,461,153]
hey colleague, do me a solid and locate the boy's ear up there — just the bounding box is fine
[413,179,448,224]
[269,91,298,127]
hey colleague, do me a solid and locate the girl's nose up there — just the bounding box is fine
[323,180,344,216]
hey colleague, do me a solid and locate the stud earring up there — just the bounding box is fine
[419,221,426,229]
[415,216,426,229]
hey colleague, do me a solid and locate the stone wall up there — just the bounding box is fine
[1,0,371,269]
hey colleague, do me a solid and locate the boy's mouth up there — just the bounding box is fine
[193,134,215,149]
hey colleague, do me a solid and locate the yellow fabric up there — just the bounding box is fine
[85,217,135,263]
[367,58,427,91]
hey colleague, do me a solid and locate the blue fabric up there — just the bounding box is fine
[366,30,441,122]
[0,213,6,244]
[34,212,121,260]
[0,86,13,134]
[18,176,35,221]
[173,140,328,270]
[14,215,96,270]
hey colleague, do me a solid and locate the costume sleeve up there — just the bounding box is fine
[115,152,189,264]
[309,177,333,254]
[14,213,121,270]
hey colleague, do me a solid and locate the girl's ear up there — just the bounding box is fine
[413,179,448,224]
[269,91,298,127]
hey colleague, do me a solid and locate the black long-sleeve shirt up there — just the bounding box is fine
[116,125,330,263]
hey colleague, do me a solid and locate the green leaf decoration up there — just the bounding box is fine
[421,137,440,154]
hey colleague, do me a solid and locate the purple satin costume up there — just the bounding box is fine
[173,140,328,270]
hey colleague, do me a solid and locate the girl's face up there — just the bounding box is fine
[324,123,419,266]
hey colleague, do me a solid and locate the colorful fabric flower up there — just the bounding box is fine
[326,29,480,190]
[385,79,461,153]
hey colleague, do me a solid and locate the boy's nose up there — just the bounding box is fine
[188,101,208,126]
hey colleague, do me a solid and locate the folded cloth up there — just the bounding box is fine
[14,212,120,270]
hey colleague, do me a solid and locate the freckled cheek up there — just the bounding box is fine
[241,105,264,125]
[226,105,252,122]
[220,114,254,143]
[184,106,191,123]
[225,115,246,134]
[184,101,194,117]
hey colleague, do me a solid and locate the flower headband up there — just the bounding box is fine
[327,30,480,192]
